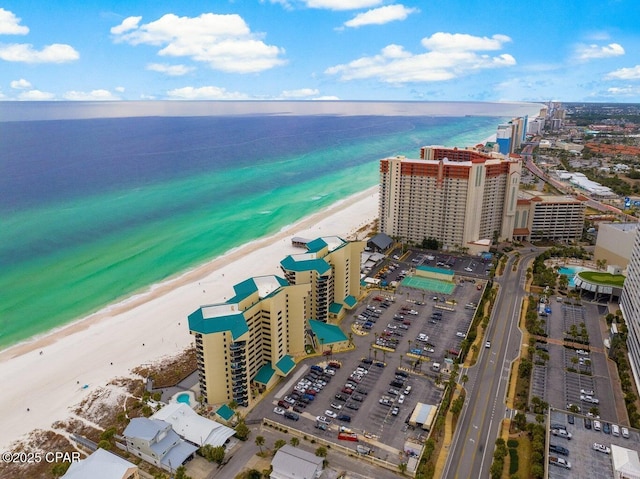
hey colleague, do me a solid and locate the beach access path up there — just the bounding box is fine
[0,187,379,451]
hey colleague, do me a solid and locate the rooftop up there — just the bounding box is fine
[308,319,348,344]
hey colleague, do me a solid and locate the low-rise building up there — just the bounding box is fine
[513,192,586,242]
[271,445,324,479]
[62,449,139,479]
[122,418,197,472]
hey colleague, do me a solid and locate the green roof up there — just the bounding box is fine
[216,404,235,421]
[329,302,343,314]
[254,364,276,385]
[275,355,296,376]
[344,295,357,308]
[417,265,455,277]
[305,238,328,253]
[280,255,331,274]
[309,319,348,344]
[188,308,249,340]
[228,276,288,303]
[577,271,625,288]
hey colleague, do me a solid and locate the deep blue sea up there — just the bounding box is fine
[0,101,539,349]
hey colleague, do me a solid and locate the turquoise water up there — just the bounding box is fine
[176,393,191,405]
[0,114,507,350]
[558,266,586,288]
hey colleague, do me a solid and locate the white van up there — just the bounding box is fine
[432,362,441,372]
[593,420,602,431]
[622,427,630,438]
[612,424,620,437]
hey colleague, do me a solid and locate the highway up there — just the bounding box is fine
[443,250,538,479]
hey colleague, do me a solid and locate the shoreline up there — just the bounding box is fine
[0,186,377,362]
[0,186,379,450]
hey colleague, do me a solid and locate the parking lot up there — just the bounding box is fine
[548,409,639,478]
[530,300,620,423]
[260,250,491,461]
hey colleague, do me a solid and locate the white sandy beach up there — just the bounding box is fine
[0,187,379,451]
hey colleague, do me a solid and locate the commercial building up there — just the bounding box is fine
[513,192,586,242]
[620,227,640,389]
[189,275,310,407]
[280,236,364,323]
[379,146,521,254]
[594,222,639,270]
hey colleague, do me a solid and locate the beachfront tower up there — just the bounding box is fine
[280,236,364,323]
[379,146,521,254]
[620,227,640,388]
[188,275,310,407]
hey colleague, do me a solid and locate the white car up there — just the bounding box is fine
[456,332,466,338]
[398,394,405,404]
[580,388,594,395]
[551,429,572,439]
[485,341,491,348]
[330,402,343,410]
[273,407,286,416]
[581,394,599,404]
[325,409,338,419]
[593,443,611,454]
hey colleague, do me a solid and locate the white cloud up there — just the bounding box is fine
[110,16,141,35]
[0,8,29,35]
[111,13,286,73]
[312,95,340,100]
[115,86,125,93]
[166,86,250,100]
[280,88,320,98]
[606,65,640,80]
[63,89,120,101]
[18,89,55,100]
[575,42,624,61]
[0,43,79,63]
[10,78,32,89]
[344,5,418,28]
[421,32,511,52]
[304,0,382,10]
[607,85,640,96]
[147,63,194,76]
[325,32,515,84]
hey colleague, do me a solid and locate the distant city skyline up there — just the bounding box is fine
[1,1,640,102]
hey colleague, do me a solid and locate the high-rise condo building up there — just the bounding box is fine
[513,192,586,243]
[280,236,364,323]
[188,275,310,407]
[379,146,521,254]
[620,227,640,387]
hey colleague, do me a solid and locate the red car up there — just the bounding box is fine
[277,400,290,409]
[341,387,354,394]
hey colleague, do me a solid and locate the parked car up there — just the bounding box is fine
[337,414,351,422]
[549,444,569,456]
[273,407,286,416]
[593,443,611,454]
[391,406,399,416]
[551,429,572,440]
[284,411,299,421]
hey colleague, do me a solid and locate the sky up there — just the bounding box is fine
[1,0,640,103]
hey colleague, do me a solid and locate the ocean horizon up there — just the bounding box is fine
[0,101,541,350]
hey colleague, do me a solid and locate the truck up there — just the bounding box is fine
[549,456,571,469]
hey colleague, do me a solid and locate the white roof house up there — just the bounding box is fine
[271,445,324,479]
[62,448,139,479]
[612,444,640,479]
[151,402,235,447]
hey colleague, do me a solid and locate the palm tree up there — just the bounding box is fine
[255,435,265,455]
[290,437,299,447]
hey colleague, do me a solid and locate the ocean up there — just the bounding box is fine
[0,101,539,349]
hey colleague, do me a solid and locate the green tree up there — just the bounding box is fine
[51,462,71,478]
[235,419,250,440]
[255,435,265,454]
[247,470,262,479]
[274,439,287,451]
[315,446,328,458]
[174,466,192,479]
[398,462,408,475]
[290,437,300,447]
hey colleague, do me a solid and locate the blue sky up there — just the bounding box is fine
[1,0,640,102]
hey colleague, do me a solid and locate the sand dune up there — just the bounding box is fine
[0,187,379,450]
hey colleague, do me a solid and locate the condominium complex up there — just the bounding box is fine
[513,192,586,243]
[188,275,310,406]
[280,236,364,323]
[188,236,363,407]
[620,227,640,387]
[594,223,639,269]
[379,146,521,254]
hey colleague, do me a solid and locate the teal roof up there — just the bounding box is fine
[188,308,249,340]
[280,255,331,275]
[417,265,455,277]
[344,295,357,308]
[275,355,296,376]
[309,319,348,344]
[216,404,235,421]
[329,302,343,314]
[305,238,329,253]
[254,364,276,385]
[228,276,288,303]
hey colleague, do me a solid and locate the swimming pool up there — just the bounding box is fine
[176,393,191,405]
[558,266,587,288]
